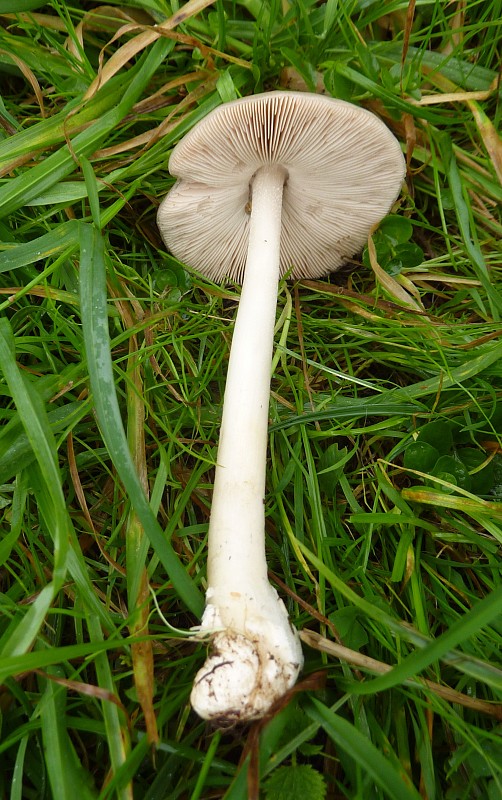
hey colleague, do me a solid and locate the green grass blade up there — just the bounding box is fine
[0,82,127,167]
[86,615,132,800]
[38,667,97,800]
[0,318,112,636]
[0,0,46,10]
[78,221,203,616]
[0,320,68,655]
[0,640,128,685]
[0,585,55,658]
[306,698,422,800]
[10,735,29,800]
[0,220,80,271]
[0,322,67,578]
[438,133,502,319]
[275,339,502,429]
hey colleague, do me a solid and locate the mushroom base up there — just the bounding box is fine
[190,592,303,724]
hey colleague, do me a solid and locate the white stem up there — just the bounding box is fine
[191,165,303,723]
[208,165,285,592]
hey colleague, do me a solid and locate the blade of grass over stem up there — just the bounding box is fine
[78,221,203,616]
[97,737,152,800]
[189,730,222,800]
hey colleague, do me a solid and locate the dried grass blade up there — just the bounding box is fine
[367,232,423,310]
[84,0,217,99]
[301,630,502,720]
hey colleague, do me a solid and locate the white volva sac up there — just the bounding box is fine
[157,91,406,723]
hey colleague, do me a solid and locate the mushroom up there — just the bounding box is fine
[157,91,405,723]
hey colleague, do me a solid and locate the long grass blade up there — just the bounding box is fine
[38,667,97,800]
[306,698,422,800]
[78,221,203,616]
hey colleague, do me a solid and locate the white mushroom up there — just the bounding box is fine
[157,91,405,723]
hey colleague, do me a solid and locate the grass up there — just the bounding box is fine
[0,0,501,798]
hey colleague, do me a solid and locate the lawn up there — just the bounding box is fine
[0,1,501,798]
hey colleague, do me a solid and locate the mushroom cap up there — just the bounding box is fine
[157,91,405,282]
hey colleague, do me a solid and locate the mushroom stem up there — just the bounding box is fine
[191,164,303,722]
[209,165,286,587]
